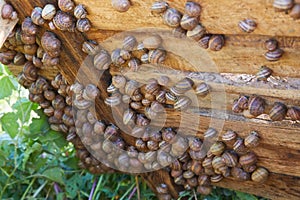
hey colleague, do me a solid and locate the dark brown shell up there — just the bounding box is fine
[269,102,288,121]
[22,17,38,35]
[41,31,62,55]
[208,35,225,51]
[248,96,265,117]
[239,152,257,166]
[1,4,17,20]
[287,106,300,121]
[264,39,278,51]
[53,11,75,31]
[185,1,201,17]
[21,32,36,45]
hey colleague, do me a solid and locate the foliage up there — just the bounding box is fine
[0,64,267,200]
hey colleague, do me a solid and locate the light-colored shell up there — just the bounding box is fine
[143,35,162,49]
[1,4,17,20]
[163,8,182,28]
[187,24,206,41]
[120,49,131,60]
[125,80,139,96]
[151,1,169,15]
[112,75,127,89]
[53,11,75,31]
[185,1,201,17]
[128,58,141,71]
[58,0,75,12]
[31,7,45,25]
[195,82,210,97]
[42,4,56,20]
[273,0,294,10]
[111,0,131,12]
[244,131,260,148]
[174,96,192,110]
[105,93,122,107]
[74,4,87,19]
[148,49,166,64]
[238,19,257,33]
[94,50,112,70]
[172,26,187,38]
[111,48,125,65]
[76,18,91,32]
[251,167,269,183]
[82,40,100,55]
[180,14,198,31]
[123,35,137,51]
[264,48,284,61]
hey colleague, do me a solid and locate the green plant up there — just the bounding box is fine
[0,64,267,200]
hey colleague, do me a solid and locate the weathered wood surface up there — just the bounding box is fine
[5,0,300,199]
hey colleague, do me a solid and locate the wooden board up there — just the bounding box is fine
[4,0,300,199]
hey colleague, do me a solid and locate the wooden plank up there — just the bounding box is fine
[77,0,300,37]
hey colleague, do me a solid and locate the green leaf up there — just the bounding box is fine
[38,130,63,143]
[13,98,38,123]
[235,191,258,200]
[0,76,17,99]
[28,111,49,137]
[22,142,42,170]
[42,167,65,185]
[0,112,19,138]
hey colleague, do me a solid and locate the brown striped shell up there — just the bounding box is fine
[187,24,206,41]
[198,34,211,49]
[273,0,294,11]
[244,131,260,148]
[58,0,75,12]
[180,14,198,30]
[185,1,201,17]
[264,39,278,51]
[210,141,226,156]
[251,167,269,183]
[248,96,265,117]
[22,17,38,35]
[53,11,75,31]
[148,49,166,64]
[264,48,284,61]
[151,1,169,15]
[238,19,257,33]
[74,4,87,19]
[287,106,300,120]
[94,50,112,70]
[290,4,300,19]
[31,7,45,25]
[208,35,225,51]
[256,66,273,81]
[269,102,288,121]
[163,8,182,28]
[82,40,100,55]
[239,152,257,166]
[76,18,91,32]
[123,35,137,51]
[174,96,192,111]
[143,35,162,49]
[222,150,238,167]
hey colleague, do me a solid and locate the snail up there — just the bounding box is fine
[174,96,192,111]
[171,77,194,96]
[94,50,112,70]
[264,39,278,51]
[123,109,136,125]
[111,0,131,12]
[82,40,100,55]
[248,96,265,117]
[1,4,17,20]
[264,48,284,61]
[74,4,88,19]
[244,131,260,148]
[120,49,131,60]
[76,18,91,32]
[163,8,182,28]
[105,93,122,107]
[151,1,169,15]
[111,48,126,65]
[42,4,56,20]
[195,82,210,97]
[24,44,38,55]
[287,106,300,120]
[128,57,141,71]
[251,167,269,183]
[31,7,45,25]
[269,102,288,121]
[210,141,226,156]
[22,17,38,35]
[185,1,201,17]
[13,52,26,65]
[148,48,166,64]
[256,66,273,81]
[82,84,99,101]
[233,137,248,155]
[221,150,238,167]
[238,19,257,33]
[239,152,257,167]
[58,0,75,12]
[156,183,169,194]
[53,11,75,31]
[172,26,187,38]
[273,0,294,11]
[123,35,137,51]
[198,34,211,49]
[237,95,249,110]
[208,35,225,51]
[180,14,198,31]
[231,167,250,181]
[143,35,162,49]
[186,24,206,41]
[125,80,139,96]
[290,4,300,19]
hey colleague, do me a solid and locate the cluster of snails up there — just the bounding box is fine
[273,0,300,20]
[238,19,257,33]
[232,95,300,121]
[30,0,91,33]
[168,128,269,196]
[151,1,225,51]
[111,0,131,13]
[264,38,284,62]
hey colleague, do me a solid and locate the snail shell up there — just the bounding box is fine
[157,150,173,166]
[105,93,122,107]
[269,102,288,121]
[290,4,300,19]
[233,137,248,155]
[151,101,165,113]
[41,31,61,54]
[131,93,143,102]
[180,14,198,31]
[143,35,162,49]
[31,7,45,25]
[53,11,75,31]
[239,152,257,166]
[204,127,218,139]
[23,62,38,81]
[264,48,284,61]
[42,4,56,20]
[186,24,206,41]
[197,174,210,186]
[251,167,269,183]
[13,52,26,65]
[148,49,166,64]
[172,26,187,38]
[42,53,59,66]
[171,136,188,157]
[198,34,211,49]
[195,82,210,97]
[82,40,100,55]
[107,84,118,93]
[273,0,294,11]
[112,75,126,89]
[189,137,202,151]
[125,80,139,96]
[24,44,38,55]
[74,4,87,19]
[123,35,137,51]
[185,1,201,17]
[94,50,112,70]
[244,131,260,148]
[222,150,238,167]
[151,1,168,15]
[156,90,166,104]
[130,101,142,110]
[248,96,265,117]
[141,53,149,63]
[76,18,91,32]
[209,35,225,51]
[156,183,168,194]
[111,48,125,65]
[128,58,141,71]
[287,106,300,120]
[256,66,273,81]
[190,160,202,175]
[123,109,136,125]
[174,96,192,111]
[183,170,195,179]
[210,141,226,156]
[162,128,176,143]
[237,96,249,110]
[163,8,182,28]
[1,4,17,20]
[264,39,278,51]
[197,185,212,195]
[238,19,257,33]
[211,174,224,183]
[171,77,194,96]
[22,17,38,35]
[231,167,250,181]
[212,156,226,171]
[145,81,160,95]
[120,49,131,60]
[58,0,75,12]
[111,0,131,12]
[83,84,99,101]
[147,140,159,151]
